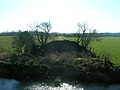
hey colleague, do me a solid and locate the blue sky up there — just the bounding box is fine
[0,0,120,33]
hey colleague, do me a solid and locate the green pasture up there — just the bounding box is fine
[0,36,13,52]
[90,37,120,65]
[55,36,76,41]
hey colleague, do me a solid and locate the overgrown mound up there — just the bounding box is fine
[44,40,82,53]
[44,40,95,58]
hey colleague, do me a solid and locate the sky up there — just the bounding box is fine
[0,0,120,33]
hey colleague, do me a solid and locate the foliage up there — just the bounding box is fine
[12,31,35,55]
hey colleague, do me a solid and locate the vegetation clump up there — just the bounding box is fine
[0,52,120,83]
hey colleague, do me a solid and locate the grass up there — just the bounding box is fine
[0,36,14,52]
[90,37,120,65]
[54,36,76,41]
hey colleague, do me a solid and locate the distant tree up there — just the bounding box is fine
[76,22,100,50]
[12,31,35,55]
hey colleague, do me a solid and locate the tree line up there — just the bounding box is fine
[0,31,120,37]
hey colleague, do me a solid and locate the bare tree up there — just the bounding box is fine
[28,21,51,46]
[28,21,51,55]
[76,22,100,50]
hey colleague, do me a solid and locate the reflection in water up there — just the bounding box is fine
[25,83,83,90]
[0,79,120,90]
[0,79,19,90]
[24,83,120,90]
[81,84,120,90]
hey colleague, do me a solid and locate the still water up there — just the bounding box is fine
[0,78,120,90]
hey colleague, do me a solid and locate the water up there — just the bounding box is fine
[0,79,19,90]
[0,78,120,90]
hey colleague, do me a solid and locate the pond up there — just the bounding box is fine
[0,78,120,90]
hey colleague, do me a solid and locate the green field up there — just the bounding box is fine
[0,36,120,65]
[0,36,14,52]
[90,37,120,65]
